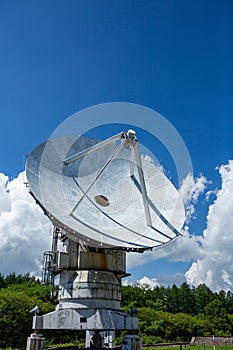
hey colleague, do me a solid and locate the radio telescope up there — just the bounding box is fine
[26,128,185,347]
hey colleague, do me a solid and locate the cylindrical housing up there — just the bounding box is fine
[59,270,121,309]
[58,240,126,310]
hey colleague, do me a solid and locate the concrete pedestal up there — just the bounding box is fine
[26,333,45,350]
[33,307,138,330]
[30,240,138,348]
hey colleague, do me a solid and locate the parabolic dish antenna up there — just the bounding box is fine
[26,130,185,250]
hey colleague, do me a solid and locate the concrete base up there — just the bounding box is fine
[30,240,138,348]
[26,333,45,350]
[122,335,142,350]
[85,330,115,348]
[33,308,138,331]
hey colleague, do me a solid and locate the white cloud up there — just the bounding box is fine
[205,188,218,202]
[137,276,159,289]
[0,172,51,276]
[123,272,187,289]
[123,275,159,289]
[179,172,210,222]
[185,161,233,291]
[127,229,203,270]
[178,172,194,206]
[191,175,210,202]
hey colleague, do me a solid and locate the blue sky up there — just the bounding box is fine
[0,1,233,290]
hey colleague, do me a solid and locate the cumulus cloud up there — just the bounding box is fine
[179,172,210,222]
[127,227,203,270]
[137,276,159,289]
[123,275,159,289]
[0,172,51,276]
[185,161,233,291]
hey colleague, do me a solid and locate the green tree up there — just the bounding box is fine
[165,284,180,313]
[6,280,56,304]
[204,298,230,335]
[0,289,54,348]
[194,283,215,314]
[138,308,166,343]
[3,272,37,286]
[178,282,195,314]
[0,273,5,288]
[226,290,233,314]
[205,298,226,319]
[121,284,147,308]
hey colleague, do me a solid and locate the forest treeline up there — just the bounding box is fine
[121,282,233,344]
[1,273,233,348]
[121,282,233,315]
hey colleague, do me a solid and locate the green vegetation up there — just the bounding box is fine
[1,274,233,348]
[121,283,233,345]
[0,273,85,348]
[0,273,56,348]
